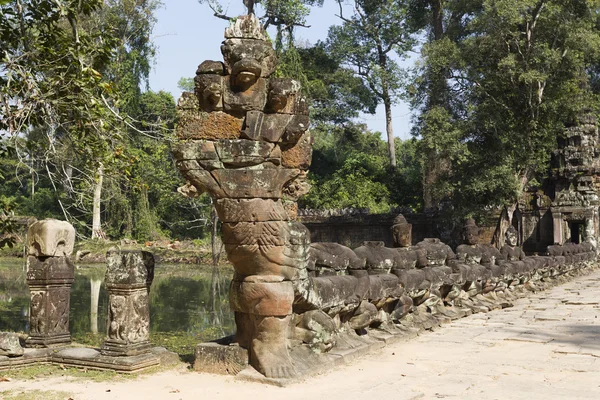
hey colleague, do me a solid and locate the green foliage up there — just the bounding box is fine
[412,0,600,218]
[303,122,422,212]
[177,77,195,92]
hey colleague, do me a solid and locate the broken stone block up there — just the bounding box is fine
[293,310,336,352]
[0,332,24,357]
[27,219,75,257]
[26,255,75,347]
[281,115,310,144]
[196,60,226,75]
[194,341,248,375]
[177,91,199,110]
[354,242,400,274]
[243,111,292,142]
[101,250,154,357]
[309,242,366,276]
[282,171,311,201]
[176,109,243,140]
[178,169,227,198]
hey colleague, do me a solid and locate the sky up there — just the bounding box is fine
[148,0,416,140]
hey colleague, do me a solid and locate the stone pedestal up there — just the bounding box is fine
[25,256,75,347]
[100,250,154,357]
[25,219,76,348]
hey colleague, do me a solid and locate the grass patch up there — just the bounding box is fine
[0,389,73,400]
[1,364,135,383]
[71,333,104,348]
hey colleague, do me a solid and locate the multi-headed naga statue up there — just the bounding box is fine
[173,14,311,378]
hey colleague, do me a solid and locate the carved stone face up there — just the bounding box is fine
[392,214,412,248]
[231,59,261,92]
[506,226,518,247]
[462,219,479,246]
[392,223,412,248]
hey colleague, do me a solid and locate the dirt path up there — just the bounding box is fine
[3,270,600,400]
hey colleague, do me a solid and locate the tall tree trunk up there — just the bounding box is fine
[90,278,101,334]
[383,93,396,168]
[91,163,104,239]
[422,0,449,210]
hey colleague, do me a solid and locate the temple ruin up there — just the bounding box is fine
[2,14,600,386]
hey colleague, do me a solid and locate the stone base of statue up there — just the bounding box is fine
[100,340,153,357]
[53,347,161,373]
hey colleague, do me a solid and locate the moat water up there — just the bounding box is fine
[0,259,235,340]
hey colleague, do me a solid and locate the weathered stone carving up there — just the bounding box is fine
[101,249,154,357]
[27,219,75,257]
[25,219,75,347]
[174,14,311,379]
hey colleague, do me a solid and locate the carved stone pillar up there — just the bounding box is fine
[25,219,76,348]
[100,250,154,357]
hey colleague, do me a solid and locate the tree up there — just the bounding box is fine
[0,0,121,232]
[326,0,418,167]
[413,0,600,222]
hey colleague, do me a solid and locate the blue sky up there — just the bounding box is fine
[149,0,415,139]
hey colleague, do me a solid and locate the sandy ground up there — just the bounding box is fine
[2,270,600,400]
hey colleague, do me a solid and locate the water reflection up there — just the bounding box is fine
[0,261,234,340]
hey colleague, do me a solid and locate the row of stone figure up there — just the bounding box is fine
[288,215,598,352]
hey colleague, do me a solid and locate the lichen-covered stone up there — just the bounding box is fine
[195,74,224,112]
[281,132,313,170]
[172,140,218,161]
[281,115,310,144]
[196,60,226,75]
[178,169,227,198]
[243,111,292,142]
[215,139,276,167]
[105,249,154,287]
[176,110,243,140]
